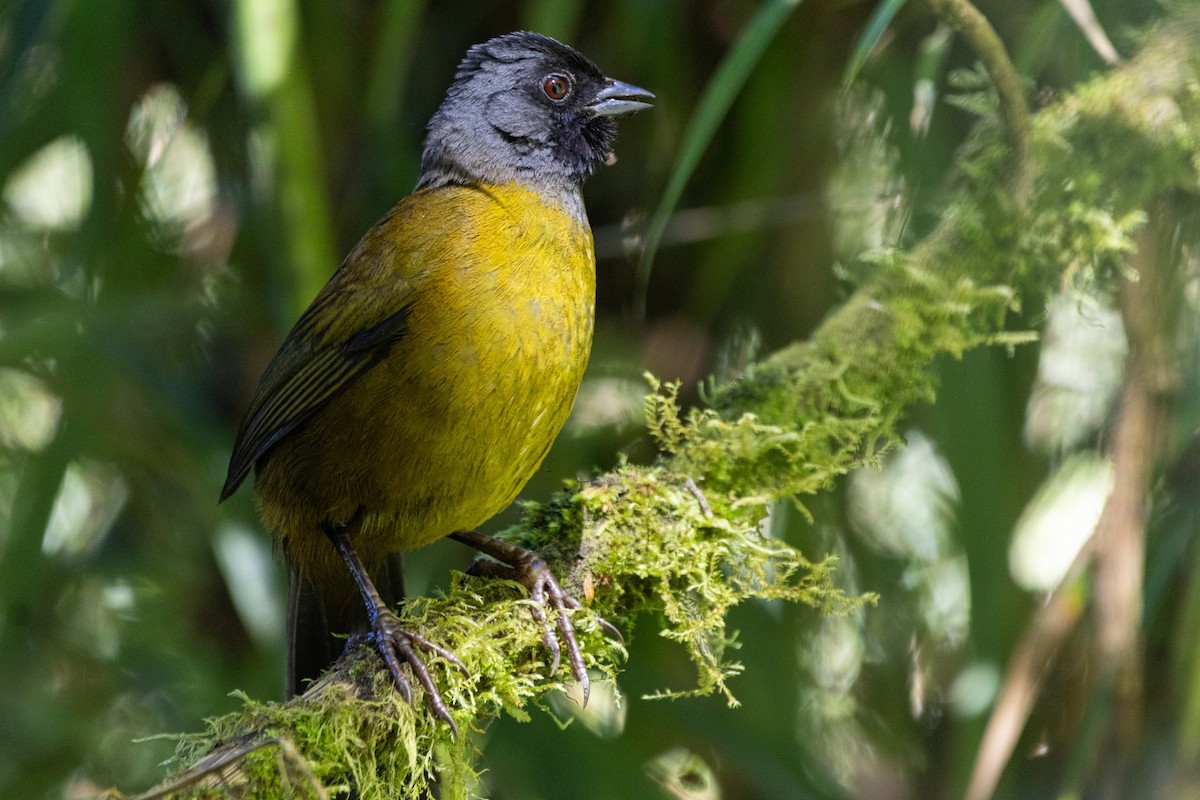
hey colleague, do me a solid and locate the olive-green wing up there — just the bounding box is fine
[220,279,414,501]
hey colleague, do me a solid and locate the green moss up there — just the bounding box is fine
[147,380,868,799]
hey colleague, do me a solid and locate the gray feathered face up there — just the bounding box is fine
[419,32,652,190]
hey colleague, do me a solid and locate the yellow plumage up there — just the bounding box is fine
[243,182,595,624]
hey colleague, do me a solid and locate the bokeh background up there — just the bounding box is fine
[2,0,1196,798]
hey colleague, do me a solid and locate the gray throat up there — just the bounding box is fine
[415,156,590,229]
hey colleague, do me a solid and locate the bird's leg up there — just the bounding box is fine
[684,476,713,517]
[449,529,621,706]
[323,520,467,734]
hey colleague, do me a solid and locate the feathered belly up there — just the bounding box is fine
[347,272,593,552]
[255,183,595,590]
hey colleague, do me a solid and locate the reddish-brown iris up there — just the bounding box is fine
[542,73,571,101]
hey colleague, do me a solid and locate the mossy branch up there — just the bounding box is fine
[122,10,1200,800]
[926,0,1034,203]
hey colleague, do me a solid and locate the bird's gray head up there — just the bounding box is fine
[417,32,652,202]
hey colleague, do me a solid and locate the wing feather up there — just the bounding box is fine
[220,292,413,501]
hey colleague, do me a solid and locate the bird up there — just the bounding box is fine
[220,31,652,728]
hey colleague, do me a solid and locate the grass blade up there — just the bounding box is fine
[634,0,802,320]
[843,0,911,87]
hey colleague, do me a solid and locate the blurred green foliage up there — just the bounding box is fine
[2,0,1197,799]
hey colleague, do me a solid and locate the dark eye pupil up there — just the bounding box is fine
[543,75,569,100]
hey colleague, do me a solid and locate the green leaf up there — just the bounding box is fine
[843,0,911,87]
[634,0,802,319]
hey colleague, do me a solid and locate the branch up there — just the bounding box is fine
[926,0,1034,204]
[966,546,1089,800]
[1088,196,1183,793]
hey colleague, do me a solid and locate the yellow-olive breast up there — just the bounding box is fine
[253,182,595,599]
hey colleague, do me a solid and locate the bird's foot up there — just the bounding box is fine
[325,516,469,733]
[450,530,621,706]
[366,607,469,735]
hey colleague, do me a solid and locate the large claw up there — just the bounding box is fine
[450,529,621,706]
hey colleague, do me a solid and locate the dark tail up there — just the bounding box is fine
[285,553,407,697]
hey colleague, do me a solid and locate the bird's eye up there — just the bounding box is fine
[542,73,572,102]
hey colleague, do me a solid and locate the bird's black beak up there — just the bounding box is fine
[588,79,654,117]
